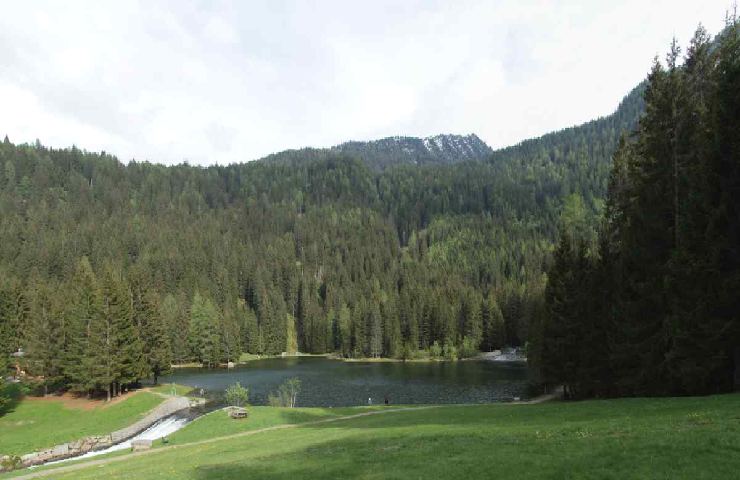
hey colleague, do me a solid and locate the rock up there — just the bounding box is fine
[21,452,40,467]
[52,443,70,457]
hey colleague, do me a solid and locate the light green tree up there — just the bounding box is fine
[224,382,249,408]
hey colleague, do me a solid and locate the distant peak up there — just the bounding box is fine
[330,133,491,169]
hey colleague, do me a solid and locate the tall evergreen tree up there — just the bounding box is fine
[23,278,63,395]
[64,257,103,395]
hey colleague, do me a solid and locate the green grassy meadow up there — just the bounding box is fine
[13,393,739,480]
[162,405,391,445]
[148,383,194,397]
[0,391,163,456]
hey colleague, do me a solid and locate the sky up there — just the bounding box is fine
[0,1,733,166]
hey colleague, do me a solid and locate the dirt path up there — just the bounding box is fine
[23,390,146,411]
[12,390,561,479]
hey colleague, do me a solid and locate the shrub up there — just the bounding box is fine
[429,341,442,358]
[458,336,480,359]
[443,340,458,361]
[224,382,249,408]
[268,377,301,408]
[0,455,22,471]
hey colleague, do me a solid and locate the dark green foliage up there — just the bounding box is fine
[140,290,172,383]
[64,258,103,394]
[22,277,64,394]
[481,293,505,351]
[537,21,740,397]
[189,293,221,368]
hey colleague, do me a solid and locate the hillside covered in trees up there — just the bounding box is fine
[0,28,649,399]
[535,22,740,397]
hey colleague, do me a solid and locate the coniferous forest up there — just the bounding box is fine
[0,21,738,401]
[534,23,740,398]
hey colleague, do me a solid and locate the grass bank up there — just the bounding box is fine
[148,383,194,397]
[8,393,739,479]
[0,391,164,456]
[163,405,393,445]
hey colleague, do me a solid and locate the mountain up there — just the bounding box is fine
[0,79,648,385]
[331,133,493,169]
[259,84,645,175]
[259,133,493,170]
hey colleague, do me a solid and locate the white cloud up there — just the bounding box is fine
[0,0,733,165]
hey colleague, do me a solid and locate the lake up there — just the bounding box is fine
[159,357,532,407]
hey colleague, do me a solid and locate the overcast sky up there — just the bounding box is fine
[0,1,732,166]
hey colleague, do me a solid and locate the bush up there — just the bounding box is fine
[0,455,22,471]
[458,336,480,359]
[400,343,427,360]
[429,341,442,359]
[0,379,8,413]
[443,340,458,361]
[268,377,301,408]
[224,382,249,408]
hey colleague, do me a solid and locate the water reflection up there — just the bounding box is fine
[160,357,530,407]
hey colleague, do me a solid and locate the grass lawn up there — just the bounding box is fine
[148,383,194,397]
[15,393,739,479]
[0,391,164,456]
[162,405,393,445]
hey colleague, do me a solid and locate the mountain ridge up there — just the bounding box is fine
[331,133,493,169]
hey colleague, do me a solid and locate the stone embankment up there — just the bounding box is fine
[1,396,192,470]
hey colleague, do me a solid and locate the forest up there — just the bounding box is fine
[1,20,735,401]
[534,22,740,397]
[0,78,639,399]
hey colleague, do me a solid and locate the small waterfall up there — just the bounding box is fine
[39,415,190,467]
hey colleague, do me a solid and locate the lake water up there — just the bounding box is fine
[159,357,532,407]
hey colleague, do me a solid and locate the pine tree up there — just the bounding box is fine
[97,268,125,400]
[23,278,63,395]
[117,274,145,392]
[188,292,221,367]
[337,303,352,357]
[459,290,482,348]
[140,289,171,384]
[64,257,103,396]
[239,300,260,354]
[482,293,505,351]
[368,303,382,358]
[161,294,188,364]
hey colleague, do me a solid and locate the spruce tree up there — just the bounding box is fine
[64,257,103,396]
[23,278,63,395]
[141,289,171,384]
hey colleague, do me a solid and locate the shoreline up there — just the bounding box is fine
[170,350,527,369]
[170,353,330,369]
